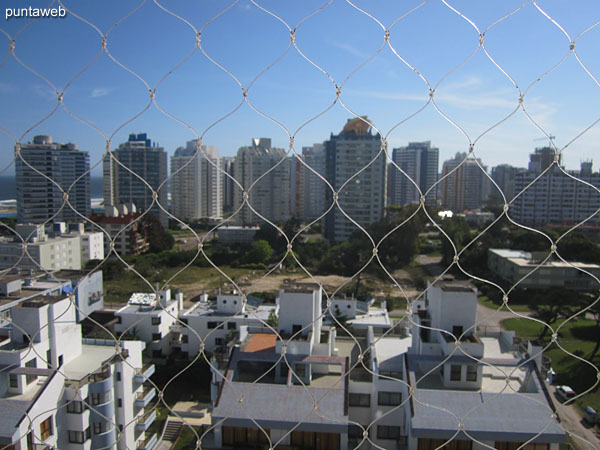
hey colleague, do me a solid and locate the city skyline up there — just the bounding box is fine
[1,0,599,177]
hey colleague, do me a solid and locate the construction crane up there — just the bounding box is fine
[533,135,555,147]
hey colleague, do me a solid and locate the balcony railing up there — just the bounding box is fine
[137,432,158,450]
[134,363,155,384]
[135,386,156,408]
[135,408,157,431]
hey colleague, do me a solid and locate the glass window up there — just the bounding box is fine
[25,359,37,385]
[228,322,236,330]
[466,365,478,382]
[377,426,404,441]
[152,332,161,341]
[378,391,402,406]
[9,374,18,388]
[450,365,462,381]
[151,317,161,325]
[68,431,85,444]
[40,416,53,440]
[349,393,370,407]
[67,400,84,413]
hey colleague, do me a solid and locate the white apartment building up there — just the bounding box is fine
[390,141,439,206]
[440,152,489,212]
[0,223,104,272]
[511,159,600,227]
[178,291,277,356]
[488,248,600,290]
[103,133,168,228]
[232,138,291,225]
[115,289,183,360]
[207,280,565,449]
[0,294,155,450]
[170,140,222,221]
[324,118,386,243]
[16,135,90,224]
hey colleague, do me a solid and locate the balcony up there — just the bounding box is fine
[135,386,156,409]
[137,433,158,450]
[134,363,155,384]
[135,408,157,432]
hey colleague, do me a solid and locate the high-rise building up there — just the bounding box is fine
[170,140,222,221]
[511,151,600,226]
[528,146,557,173]
[103,133,168,227]
[232,138,291,225]
[324,117,386,243]
[16,135,90,223]
[490,164,525,203]
[390,141,439,206]
[301,144,327,221]
[439,152,489,212]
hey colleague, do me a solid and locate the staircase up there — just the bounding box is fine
[162,419,184,442]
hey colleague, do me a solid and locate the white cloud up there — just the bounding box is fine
[90,87,113,98]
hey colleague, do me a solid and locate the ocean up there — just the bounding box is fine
[0,176,104,201]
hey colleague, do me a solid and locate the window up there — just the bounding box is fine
[294,363,306,378]
[40,417,53,440]
[349,393,370,407]
[377,426,404,441]
[91,391,111,405]
[181,318,188,325]
[68,431,85,444]
[182,334,188,343]
[67,400,84,413]
[85,428,91,441]
[25,359,37,384]
[466,365,478,382]
[93,422,110,435]
[116,371,121,381]
[46,349,52,369]
[215,338,224,346]
[58,355,63,367]
[152,332,161,341]
[495,444,549,450]
[228,322,236,330]
[378,391,402,406]
[151,316,161,325]
[9,374,18,388]
[379,370,403,380]
[452,326,464,337]
[117,398,122,408]
[207,321,221,329]
[450,365,462,381]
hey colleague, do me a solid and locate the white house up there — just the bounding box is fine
[0,294,155,450]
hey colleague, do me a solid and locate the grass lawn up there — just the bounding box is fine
[173,426,202,450]
[501,317,600,414]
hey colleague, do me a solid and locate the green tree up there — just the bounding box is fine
[142,214,175,253]
[242,240,273,265]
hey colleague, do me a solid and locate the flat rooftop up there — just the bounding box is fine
[182,301,274,319]
[490,248,600,269]
[62,344,118,381]
[242,333,276,353]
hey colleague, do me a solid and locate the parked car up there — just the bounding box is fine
[556,385,576,402]
[584,406,598,425]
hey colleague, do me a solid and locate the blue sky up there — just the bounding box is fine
[1,0,599,176]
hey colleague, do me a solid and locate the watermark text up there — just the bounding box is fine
[5,5,67,20]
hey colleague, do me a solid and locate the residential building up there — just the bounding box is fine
[408,279,564,448]
[232,138,291,224]
[390,141,439,206]
[177,291,277,356]
[115,289,183,360]
[55,270,104,322]
[0,223,103,272]
[439,152,489,212]
[324,117,386,242]
[170,140,222,221]
[488,248,600,290]
[301,144,327,221]
[89,203,149,256]
[511,153,600,227]
[103,133,168,227]
[205,279,565,449]
[0,293,154,450]
[210,283,347,449]
[490,164,525,203]
[16,135,90,223]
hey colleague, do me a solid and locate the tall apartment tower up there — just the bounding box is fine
[511,150,600,226]
[440,152,489,212]
[170,140,222,221]
[232,138,291,225]
[16,135,90,223]
[301,144,327,221]
[221,156,235,214]
[103,133,168,227]
[390,141,439,206]
[490,164,525,203]
[324,117,386,243]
